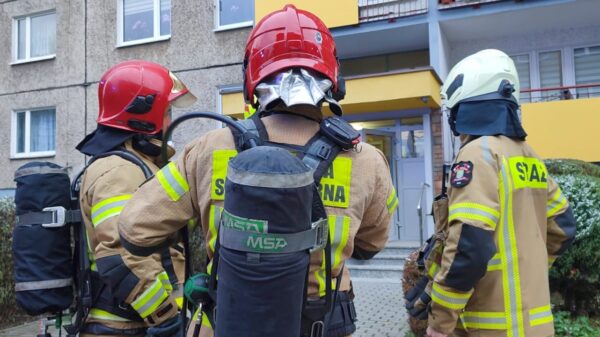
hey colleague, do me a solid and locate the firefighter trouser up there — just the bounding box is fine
[80,323,146,337]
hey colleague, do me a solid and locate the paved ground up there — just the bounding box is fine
[0,280,409,337]
[0,318,59,337]
[353,279,409,337]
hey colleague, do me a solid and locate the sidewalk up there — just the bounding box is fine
[0,280,409,337]
[353,279,409,337]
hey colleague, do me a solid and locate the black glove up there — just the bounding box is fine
[146,315,183,337]
[405,276,432,320]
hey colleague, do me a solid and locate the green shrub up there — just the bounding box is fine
[545,160,600,315]
[554,311,600,337]
[545,159,600,179]
[0,197,27,328]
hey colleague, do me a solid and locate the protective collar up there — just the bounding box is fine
[451,100,527,140]
[76,125,136,156]
[255,68,342,116]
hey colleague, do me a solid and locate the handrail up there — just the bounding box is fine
[359,0,428,23]
[417,182,431,246]
[521,82,600,93]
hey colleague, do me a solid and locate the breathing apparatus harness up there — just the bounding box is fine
[161,112,360,337]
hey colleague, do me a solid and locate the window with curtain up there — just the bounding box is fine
[539,51,563,100]
[13,108,56,157]
[121,0,170,44]
[13,11,56,62]
[510,54,531,103]
[574,46,600,99]
[217,0,254,29]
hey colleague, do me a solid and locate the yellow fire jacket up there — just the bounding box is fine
[79,141,185,329]
[429,135,576,337]
[118,113,397,326]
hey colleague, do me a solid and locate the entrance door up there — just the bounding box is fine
[397,125,426,242]
[361,129,400,241]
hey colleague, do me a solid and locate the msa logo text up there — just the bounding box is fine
[246,235,287,252]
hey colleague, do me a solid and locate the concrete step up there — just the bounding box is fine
[348,264,404,280]
[376,241,421,257]
[345,241,419,280]
[346,254,407,266]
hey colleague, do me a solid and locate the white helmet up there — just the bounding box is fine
[441,49,520,110]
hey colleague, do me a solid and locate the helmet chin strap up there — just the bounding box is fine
[448,107,460,137]
[132,134,162,157]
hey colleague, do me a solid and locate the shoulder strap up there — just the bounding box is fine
[300,133,342,186]
[228,116,267,152]
[66,149,158,336]
[89,149,153,179]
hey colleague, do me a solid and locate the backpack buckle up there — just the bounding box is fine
[310,218,329,253]
[41,206,67,228]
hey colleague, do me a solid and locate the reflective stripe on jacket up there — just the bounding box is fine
[429,135,576,337]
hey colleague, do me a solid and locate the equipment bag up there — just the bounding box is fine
[13,162,79,315]
[206,115,359,337]
[211,146,328,337]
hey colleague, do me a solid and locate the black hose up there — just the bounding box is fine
[161,112,254,165]
[159,112,255,332]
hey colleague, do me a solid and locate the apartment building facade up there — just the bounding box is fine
[1,0,599,243]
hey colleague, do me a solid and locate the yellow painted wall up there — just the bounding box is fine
[522,97,600,162]
[332,69,441,115]
[221,92,245,118]
[255,0,358,28]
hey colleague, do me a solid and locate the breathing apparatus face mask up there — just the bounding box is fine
[255,68,342,114]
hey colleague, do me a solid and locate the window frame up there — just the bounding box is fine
[11,10,57,65]
[509,53,533,103]
[213,0,254,32]
[10,107,57,159]
[116,0,171,48]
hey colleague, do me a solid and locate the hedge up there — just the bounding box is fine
[0,197,28,328]
[546,159,600,315]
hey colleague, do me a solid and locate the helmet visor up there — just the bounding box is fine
[168,71,197,108]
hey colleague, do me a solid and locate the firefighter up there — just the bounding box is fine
[426,49,577,337]
[76,60,196,336]
[117,5,397,337]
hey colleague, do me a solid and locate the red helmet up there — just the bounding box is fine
[97,60,196,134]
[243,5,340,105]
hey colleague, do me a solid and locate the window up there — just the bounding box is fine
[12,11,56,63]
[574,46,600,98]
[12,108,56,158]
[539,50,562,100]
[118,0,171,46]
[215,0,253,31]
[510,54,531,103]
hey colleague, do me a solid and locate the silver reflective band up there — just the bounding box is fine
[463,316,507,325]
[15,278,72,292]
[530,309,552,322]
[219,218,329,254]
[227,166,314,189]
[449,207,499,224]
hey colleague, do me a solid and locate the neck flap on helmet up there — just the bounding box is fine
[76,125,137,156]
[255,68,342,116]
[450,100,527,140]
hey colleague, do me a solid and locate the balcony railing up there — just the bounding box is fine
[359,0,428,23]
[520,83,600,104]
[438,0,507,10]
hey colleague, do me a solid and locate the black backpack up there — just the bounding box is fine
[203,115,360,337]
[12,151,153,336]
